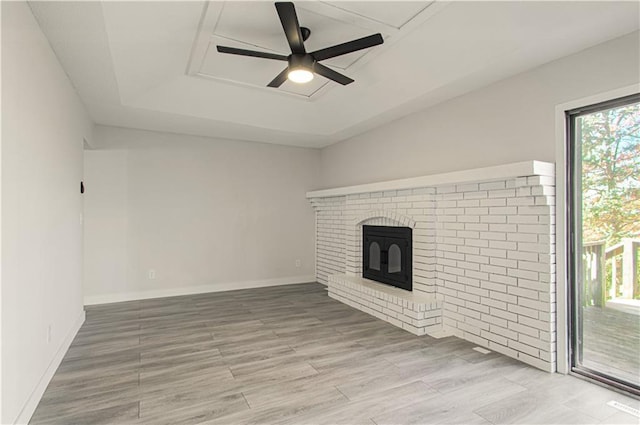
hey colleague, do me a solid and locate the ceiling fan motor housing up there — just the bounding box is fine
[289,54,315,72]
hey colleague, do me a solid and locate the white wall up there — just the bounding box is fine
[1,2,91,424]
[83,126,320,304]
[319,31,640,188]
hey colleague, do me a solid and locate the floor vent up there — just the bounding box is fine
[607,401,640,418]
[472,347,491,354]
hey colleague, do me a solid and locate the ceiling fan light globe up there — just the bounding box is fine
[287,68,314,84]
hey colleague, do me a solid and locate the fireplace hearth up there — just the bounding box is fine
[362,225,412,291]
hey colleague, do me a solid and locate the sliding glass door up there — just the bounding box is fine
[568,93,640,394]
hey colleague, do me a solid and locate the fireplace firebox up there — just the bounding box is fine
[362,225,412,291]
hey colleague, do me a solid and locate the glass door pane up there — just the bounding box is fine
[569,94,640,393]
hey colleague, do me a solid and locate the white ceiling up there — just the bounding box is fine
[29,1,639,148]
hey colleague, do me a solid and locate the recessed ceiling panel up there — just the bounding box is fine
[213,2,290,54]
[213,2,375,69]
[199,37,286,86]
[324,1,434,29]
[196,1,391,97]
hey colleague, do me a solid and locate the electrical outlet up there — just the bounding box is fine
[148,269,156,279]
[47,325,52,343]
[295,259,301,268]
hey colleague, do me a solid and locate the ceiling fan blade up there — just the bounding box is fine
[313,63,354,86]
[217,45,288,61]
[267,67,290,88]
[275,2,306,54]
[311,33,384,62]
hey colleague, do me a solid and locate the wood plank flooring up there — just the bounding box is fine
[582,305,640,386]
[30,283,639,425]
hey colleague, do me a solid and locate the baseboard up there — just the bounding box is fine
[83,275,317,305]
[15,309,85,425]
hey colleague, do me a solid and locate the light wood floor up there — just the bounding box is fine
[31,283,639,425]
[582,305,640,387]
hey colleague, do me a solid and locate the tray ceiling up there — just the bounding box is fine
[189,2,432,98]
[27,1,640,148]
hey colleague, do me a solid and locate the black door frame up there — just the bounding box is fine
[566,92,640,396]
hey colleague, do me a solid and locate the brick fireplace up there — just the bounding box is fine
[308,161,557,372]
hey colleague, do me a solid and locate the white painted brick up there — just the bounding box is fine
[457,199,480,208]
[481,264,507,275]
[489,224,517,233]
[464,191,488,200]
[491,291,518,304]
[437,185,456,194]
[528,175,554,186]
[466,239,489,248]
[457,183,479,192]
[519,224,550,234]
[481,281,507,293]
[481,215,507,224]
[516,187,531,196]
[456,261,480,271]
[508,268,538,281]
[479,329,509,346]
[507,286,539,300]
[531,186,555,196]
[480,247,507,258]
[491,307,518,322]
[519,333,552,351]
[519,261,553,273]
[465,270,489,280]
[518,205,553,216]
[465,254,489,264]
[507,251,536,261]
[508,340,539,358]
[508,304,539,319]
[507,197,535,206]
[490,257,518,269]
[479,181,506,191]
[480,198,507,207]
[458,215,480,223]
[465,302,490,319]
[488,341,518,358]
[458,245,480,255]
[458,321,482,336]
[508,233,538,243]
[518,279,548,293]
[489,240,518,250]
[465,333,489,347]
[312,172,555,373]
[465,223,489,231]
[481,297,507,311]
[508,321,539,338]
[480,231,506,241]
[508,215,539,224]
[488,189,516,198]
[482,313,508,328]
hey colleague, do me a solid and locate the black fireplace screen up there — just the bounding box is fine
[362,225,412,291]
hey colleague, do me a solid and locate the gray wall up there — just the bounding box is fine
[83,126,320,303]
[319,31,640,188]
[1,3,92,423]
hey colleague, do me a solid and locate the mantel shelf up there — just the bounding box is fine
[307,160,554,199]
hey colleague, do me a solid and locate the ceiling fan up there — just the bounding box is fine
[216,2,384,87]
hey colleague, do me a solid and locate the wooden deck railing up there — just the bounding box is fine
[583,238,639,307]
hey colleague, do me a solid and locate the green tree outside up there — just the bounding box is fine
[580,102,640,299]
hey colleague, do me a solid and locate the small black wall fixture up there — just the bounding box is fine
[80,181,85,194]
